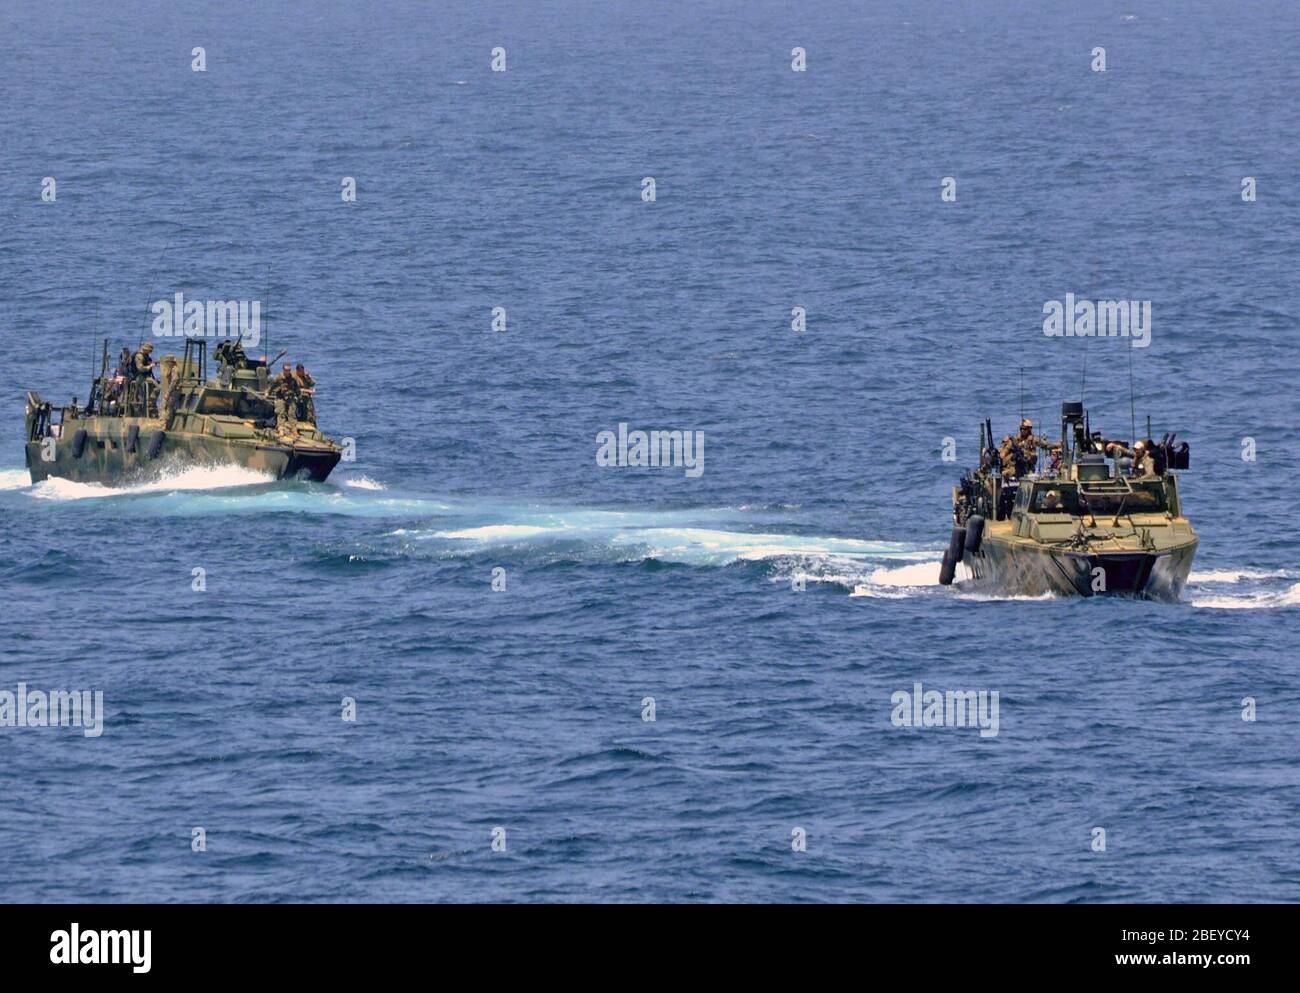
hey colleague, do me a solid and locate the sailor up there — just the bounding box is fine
[114,347,133,380]
[1106,439,1159,478]
[1138,440,1163,477]
[132,342,157,379]
[158,355,180,421]
[268,362,301,439]
[293,363,316,423]
[998,435,1021,477]
[132,343,158,411]
[1013,419,1059,474]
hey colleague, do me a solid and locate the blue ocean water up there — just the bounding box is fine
[1,0,1298,902]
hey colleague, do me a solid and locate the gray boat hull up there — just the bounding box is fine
[961,535,1197,601]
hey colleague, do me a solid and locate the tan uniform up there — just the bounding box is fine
[1111,444,1158,477]
[268,372,300,438]
[294,369,316,423]
[999,436,1020,477]
[132,349,157,412]
[1014,432,1058,474]
[158,356,179,421]
[132,349,155,379]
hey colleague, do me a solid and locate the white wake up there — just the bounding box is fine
[26,464,275,501]
[0,468,32,491]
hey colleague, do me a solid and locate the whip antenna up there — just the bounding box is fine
[262,263,272,362]
[138,238,172,350]
[1128,338,1136,443]
[1081,335,1088,406]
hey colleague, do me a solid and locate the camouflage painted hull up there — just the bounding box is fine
[25,415,340,485]
[960,533,1197,601]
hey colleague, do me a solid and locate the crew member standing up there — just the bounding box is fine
[1013,419,1059,474]
[293,363,316,424]
[268,362,301,439]
[132,342,158,412]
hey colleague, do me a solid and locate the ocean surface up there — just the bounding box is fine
[1,0,1297,902]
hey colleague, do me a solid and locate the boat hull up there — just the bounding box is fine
[961,534,1197,601]
[24,419,340,486]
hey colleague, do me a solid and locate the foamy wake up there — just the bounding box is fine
[0,468,32,491]
[1189,585,1300,609]
[850,559,958,598]
[1187,567,1298,610]
[1188,568,1289,584]
[420,518,932,570]
[844,560,1066,600]
[849,562,1299,606]
[26,464,275,501]
[441,524,554,540]
[343,475,387,491]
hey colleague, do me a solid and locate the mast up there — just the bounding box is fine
[1128,339,1136,443]
[139,238,171,350]
[262,263,272,365]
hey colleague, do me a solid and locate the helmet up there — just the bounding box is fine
[142,342,154,352]
[1020,419,1033,430]
[1133,440,1146,452]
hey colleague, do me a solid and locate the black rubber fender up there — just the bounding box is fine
[939,550,957,586]
[146,430,165,460]
[946,526,966,565]
[964,515,985,555]
[126,424,140,454]
[71,428,88,458]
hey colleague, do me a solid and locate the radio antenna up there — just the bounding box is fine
[1081,335,1089,406]
[1084,258,1097,409]
[262,263,272,363]
[1019,367,1024,421]
[1128,338,1137,443]
[138,238,172,350]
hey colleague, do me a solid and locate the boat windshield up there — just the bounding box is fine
[1078,480,1168,515]
[1028,480,1169,516]
[1029,485,1081,515]
[195,389,273,419]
